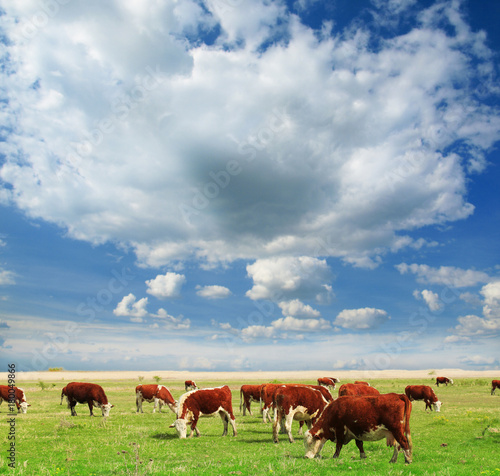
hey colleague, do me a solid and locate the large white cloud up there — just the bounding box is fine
[1,1,499,268]
[246,256,332,302]
[334,308,389,330]
[146,272,186,299]
[113,293,148,320]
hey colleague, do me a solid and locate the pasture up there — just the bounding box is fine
[0,378,498,475]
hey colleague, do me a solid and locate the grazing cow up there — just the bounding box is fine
[136,384,177,414]
[0,386,30,413]
[65,382,113,417]
[304,394,412,464]
[261,383,333,423]
[173,385,237,438]
[185,380,198,392]
[354,381,370,386]
[405,385,442,412]
[273,385,330,443]
[317,377,339,391]
[338,383,380,397]
[491,380,500,395]
[240,384,263,416]
[436,377,453,386]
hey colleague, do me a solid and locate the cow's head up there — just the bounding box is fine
[303,430,327,459]
[432,400,442,412]
[449,379,454,385]
[101,403,114,417]
[174,418,188,438]
[19,402,31,414]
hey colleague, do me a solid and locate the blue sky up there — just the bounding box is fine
[1,0,499,372]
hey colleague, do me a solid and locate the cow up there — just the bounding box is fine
[65,382,114,417]
[185,380,197,392]
[405,385,442,412]
[173,385,237,438]
[354,381,370,386]
[338,383,380,397]
[261,383,333,424]
[136,384,177,414]
[317,377,339,392]
[0,385,30,413]
[491,380,500,395]
[304,393,413,464]
[436,377,453,386]
[239,384,263,416]
[273,385,331,443]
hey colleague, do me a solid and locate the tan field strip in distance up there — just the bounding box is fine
[4,368,499,382]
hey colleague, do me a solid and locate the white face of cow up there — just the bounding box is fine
[19,402,30,414]
[303,430,326,459]
[433,400,442,412]
[174,419,187,438]
[101,403,113,417]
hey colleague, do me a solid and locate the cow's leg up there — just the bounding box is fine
[229,415,237,437]
[272,409,282,443]
[391,430,412,464]
[284,414,294,443]
[355,439,366,459]
[70,401,77,416]
[158,400,163,413]
[247,399,253,416]
[298,420,304,435]
[88,401,94,416]
[492,386,496,395]
[332,427,345,458]
[220,411,229,436]
[136,394,143,413]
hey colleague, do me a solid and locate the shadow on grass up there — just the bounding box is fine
[151,432,178,440]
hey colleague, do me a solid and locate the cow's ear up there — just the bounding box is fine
[111,404,115,408]
[28,404,32,407]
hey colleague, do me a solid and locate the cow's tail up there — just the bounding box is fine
[402,395,412,455]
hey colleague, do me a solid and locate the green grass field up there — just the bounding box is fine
[1,378,499,475]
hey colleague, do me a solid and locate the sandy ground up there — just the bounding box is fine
[4,368,499,383]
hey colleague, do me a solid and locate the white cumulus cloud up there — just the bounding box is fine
[146,272,186,298]
[334,308,389,330]
[396,264,490,288]
[196,285,232,299]
[113,294,148,320]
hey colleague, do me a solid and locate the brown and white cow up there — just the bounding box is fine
[0,385,30,413]
[304,393,413,464]
[273,385,331,443]
[173,385,237,438]
[185,380,197,392]
[317,377,340,391]
[338,383,380,397]
[405,385,442,412]
[491,380,500,395]
[136,384,177,414]
[240,384,263,416]
[65,382,114,417]
[436,377,453,386]
[354,381,370,386]
[261,383,333,423]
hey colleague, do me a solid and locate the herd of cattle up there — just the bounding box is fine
[1,377,499,464]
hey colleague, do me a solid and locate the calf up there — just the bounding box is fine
[136,384,177,413]
[273,385,330,443]
[0,385,30,413]
[436,377,453,386]
[185,380,197,392]
[491,380,500,395]
[65,382,114,417]
[405,385,442,412]
[338,383,380,397]
[261,383,332,423]
[304,393,412,464]
[173,385,237,438]
[317,377,339,392]
[240,384,263,416]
